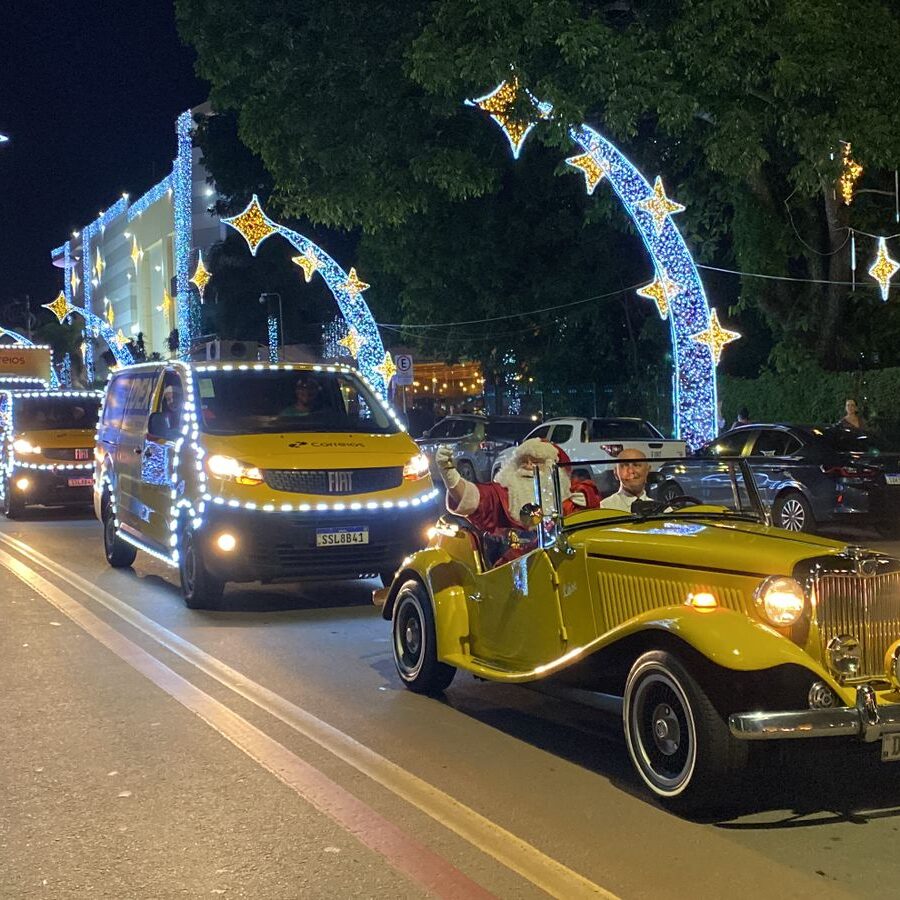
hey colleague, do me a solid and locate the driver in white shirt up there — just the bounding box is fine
[600,448,651,512]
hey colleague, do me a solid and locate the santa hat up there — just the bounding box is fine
[512,437,560,465]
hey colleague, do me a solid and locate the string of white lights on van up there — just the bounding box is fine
[100,361,427,570]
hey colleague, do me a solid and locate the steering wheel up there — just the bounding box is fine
[664,493,703,510]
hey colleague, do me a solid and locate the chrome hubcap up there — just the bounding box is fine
[781,498,805,530]
[651,703,681,755]
[405,618,421,657]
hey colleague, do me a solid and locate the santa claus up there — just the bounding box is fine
[435,437,601,537]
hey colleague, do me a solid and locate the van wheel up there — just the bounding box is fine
[180,526,225,610]
[392,580,455,694]
[3,479,23,519]
[102,503,137,568]
[623,650,746,815]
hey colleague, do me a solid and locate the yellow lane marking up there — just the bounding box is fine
[0,532,617,900]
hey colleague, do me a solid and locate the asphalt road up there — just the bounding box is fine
[4,509,900,899]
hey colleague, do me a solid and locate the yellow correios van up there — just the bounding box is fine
[95,361,438,608]
[1,389,102,517]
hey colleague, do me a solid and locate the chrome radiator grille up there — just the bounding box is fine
[814,571,900,678]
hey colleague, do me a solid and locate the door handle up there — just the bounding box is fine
[468,591,482,603]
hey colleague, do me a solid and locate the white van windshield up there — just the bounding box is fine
[195,369,399,435]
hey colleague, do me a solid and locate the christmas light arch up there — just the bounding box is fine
[41,292,135,368]
[222,196,390,397]
[468,82,740,449]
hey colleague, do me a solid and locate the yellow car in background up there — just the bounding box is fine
[0,389,101,518]
[96,361,437,608]
[378,455,900,813]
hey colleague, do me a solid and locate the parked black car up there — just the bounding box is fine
[657,423,900,533]
[416,414,538,482]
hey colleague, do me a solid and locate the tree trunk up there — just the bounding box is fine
[817,182,851,370]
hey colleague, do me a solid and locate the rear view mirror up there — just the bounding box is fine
[148,411,174,440]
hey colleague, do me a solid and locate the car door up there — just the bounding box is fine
[465,547,569,670]
[417,418,456,459]
[748,429,802,506]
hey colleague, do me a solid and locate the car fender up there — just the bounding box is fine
[770,479,821,517]
[381,547,472,662]
[593,605,847,696]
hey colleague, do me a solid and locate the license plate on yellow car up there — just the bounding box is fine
[316,527,369,547]
[881,734,900,762]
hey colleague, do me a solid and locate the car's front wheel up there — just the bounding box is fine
[623,650,745,813]
[102,500,137,568]
[772,491,814,533]
[392,580,455,694]
[179,526,225,610]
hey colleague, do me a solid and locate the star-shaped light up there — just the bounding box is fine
[374,351,397,385]
[113,329,129,350]
[566,152,607,195]
[292,246,321,283]
[636,274,683,320]
[42,291,73,324]
[636,176,685,235]
[691,308,741,364]
[465,77,553,159]
[839,142,863,206]
[106,304,115,327]
[341,267,370,296]
[189,251,211,299]
[869,237,899,301]
[130,236,142,269]
[338,326,366,359]
[222,194,279,255]
[94,248,105,281]
[70,268,80,296]
[156,289,174,321]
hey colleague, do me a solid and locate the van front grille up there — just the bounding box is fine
[263,467,403,495]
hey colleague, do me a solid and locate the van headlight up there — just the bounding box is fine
[753,576,806,627]
[402,452,430,481]
[206,454,264,486]
[13,438,41,455]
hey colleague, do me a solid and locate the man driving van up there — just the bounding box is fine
[279,374,323,418]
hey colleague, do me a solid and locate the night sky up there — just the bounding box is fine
[0,1,205,310]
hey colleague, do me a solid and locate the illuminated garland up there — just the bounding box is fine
[127,174,174,221]
[465,78,552,159]
[223,196,390,396]
[839,143,863,206]
[41,293,134,367]
[174,111,198,355]
[267,314,279,362]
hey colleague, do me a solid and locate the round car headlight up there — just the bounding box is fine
[753,575,806,627]
[827,635,862,679]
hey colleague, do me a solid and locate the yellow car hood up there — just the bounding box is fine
[575,514,848,577]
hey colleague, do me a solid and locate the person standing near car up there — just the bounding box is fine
[839,398,867,431]
[730,406,750,430]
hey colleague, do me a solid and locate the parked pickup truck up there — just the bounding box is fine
[490,417,686,490]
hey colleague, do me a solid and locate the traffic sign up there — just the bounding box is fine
[394,353,414,385]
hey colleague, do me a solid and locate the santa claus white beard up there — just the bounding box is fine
[495,463,572,525]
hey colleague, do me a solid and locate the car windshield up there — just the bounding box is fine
[195,369,399,436]
[486,420,535,441]
[590,419,663,440]
[15,396,100,431]
[549,455,763,525]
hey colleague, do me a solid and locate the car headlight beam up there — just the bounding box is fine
[753,575,806,627]
[403,452,430,481]
[13,438,41,455]
[206,454,263,486]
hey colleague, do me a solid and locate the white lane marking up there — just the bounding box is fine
[0,547,494,900]
[0,531,617,900]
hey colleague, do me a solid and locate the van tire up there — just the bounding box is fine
[103,504,137,568]
[3,479,23,519]
[180,526,225,610]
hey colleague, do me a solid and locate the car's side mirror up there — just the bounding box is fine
[147,411,174,440]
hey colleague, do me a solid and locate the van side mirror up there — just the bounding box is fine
[148,411,174,440]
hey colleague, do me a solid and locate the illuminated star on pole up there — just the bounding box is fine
[156,289,174,323]
[106,304,115,327]
[130,236,142,269]
[94,248,105,281]
[292,246,321,283]
[636,274,683,320]
[189,250,212,300]
[374,351,397,384]
[70,268,80,296]
[868,237,899,302]
[113,329,129,350]
[42,291,73,324]
[341,267,370,296]
[691,308,741,364]
[565,152,607,195]
[466,77,553,159]
[222,194,279,255]
[338,326,366,359]
[637,176,686,235]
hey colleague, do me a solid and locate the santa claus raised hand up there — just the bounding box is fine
[435,438,601,536]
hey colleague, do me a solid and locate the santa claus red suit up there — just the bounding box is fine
[436,438,601,550]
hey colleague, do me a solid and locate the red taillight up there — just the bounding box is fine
[600,443,623,456]
[821,465,878,480]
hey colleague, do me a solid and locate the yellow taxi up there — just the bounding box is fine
[378,455,900,813]
[95,361,437,608]
[0,389,101,517]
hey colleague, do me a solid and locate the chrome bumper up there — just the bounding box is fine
[729,685,900,742]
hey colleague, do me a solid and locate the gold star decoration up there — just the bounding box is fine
[292,246,321,283]
[839,142,863,206]
[341,267,370,296]
[70,268,80,297]
[338,326,366,359]
[222,194,279,255]
[636,274,683,320]
[189,251,211,299]
[113,329,129,349]
[374,351,397,385]
[869,237,899,302]
[94,248,105,281]
[105,304,115,327]
[637,176,686,235]
[42,292,73,324]
[130,236,142,269]
[566,152,607,195]
[691,308,741,365]
[156,289,174,322]
[466,77,552,159]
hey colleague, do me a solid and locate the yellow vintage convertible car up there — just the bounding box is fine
[376,456,900,811]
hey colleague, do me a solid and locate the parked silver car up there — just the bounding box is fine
[416,414,537,482]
